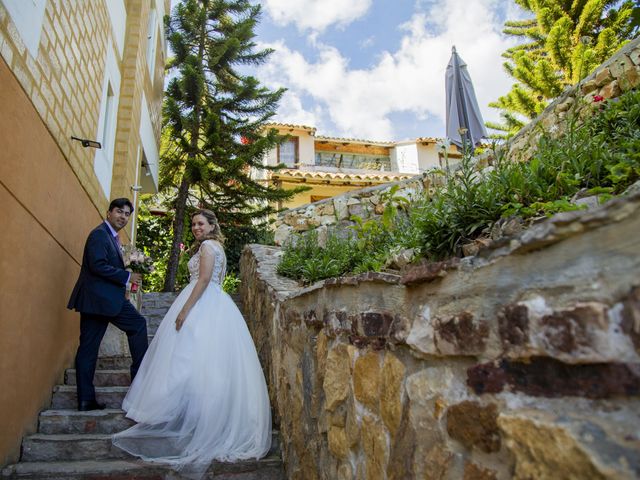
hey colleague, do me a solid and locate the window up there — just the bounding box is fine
[94,82,116,197]
[315,152,391,171]
[278,138,298,167]
[105,0,126,59]
[93,48,121,198]
[146,4,158,80]
[101,85,115,149]
[138,92,159,192]
[4,0,47,58]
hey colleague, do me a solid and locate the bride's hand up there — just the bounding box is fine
[175,309,188,331]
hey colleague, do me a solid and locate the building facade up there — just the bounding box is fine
[261,123,463,210]
[0,0,167,465]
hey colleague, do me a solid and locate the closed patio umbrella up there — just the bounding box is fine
[445,46,487,149]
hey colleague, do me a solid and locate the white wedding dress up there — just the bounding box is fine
[112,240,271,477]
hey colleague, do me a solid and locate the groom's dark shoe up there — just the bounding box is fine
[78,400,106,411]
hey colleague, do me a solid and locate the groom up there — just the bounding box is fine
[68,198,148,411]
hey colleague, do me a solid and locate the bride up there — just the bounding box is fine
[113,209,271,476]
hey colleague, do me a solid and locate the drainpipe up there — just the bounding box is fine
[130,147,142,246]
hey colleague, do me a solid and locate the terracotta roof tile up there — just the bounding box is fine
[264,122,317,133]
[314,135,395,147]
[272,168,414,182]
[415,137,440,143]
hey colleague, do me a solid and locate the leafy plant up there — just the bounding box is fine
[277,230,358,284]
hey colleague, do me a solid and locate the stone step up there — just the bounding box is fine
[143,297,243,318]
[96,356,132,370]
[144,314,164,328]
[64,369,130,387]
[140,292,180,310]
[147,322,160,336]
[21,431,281,462]
[21,434,129,462]
[37,409,133,435]
[1,457,285,479]
[141,291,243,309]
[50,386,128,410]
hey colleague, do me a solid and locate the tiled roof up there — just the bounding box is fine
[264,122,317,133]
[415,137,440,144]
[314,135,395,147]
[271,168,415,183]
[263,124,482,148]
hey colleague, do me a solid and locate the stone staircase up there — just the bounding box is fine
[2,293,285,480]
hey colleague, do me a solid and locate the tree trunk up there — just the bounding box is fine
[162,176,191,292]
[162,15,207,292]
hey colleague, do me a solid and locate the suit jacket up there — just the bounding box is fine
[67,222,130,316]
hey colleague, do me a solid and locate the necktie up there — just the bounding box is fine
[114,235,124,260]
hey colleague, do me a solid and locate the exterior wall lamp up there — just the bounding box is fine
[71,136,102,148]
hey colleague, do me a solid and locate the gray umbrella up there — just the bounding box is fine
[445,46,487,149]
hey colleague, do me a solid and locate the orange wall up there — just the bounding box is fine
[0,57,100,465]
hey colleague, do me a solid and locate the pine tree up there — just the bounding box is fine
[161,0,303,291]
[490,0,638,137]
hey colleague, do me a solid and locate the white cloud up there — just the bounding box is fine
[274,91,325,129]
[258,0,520,140]
[261,0,372,33]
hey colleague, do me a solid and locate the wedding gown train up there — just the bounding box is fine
[112,240,271,476]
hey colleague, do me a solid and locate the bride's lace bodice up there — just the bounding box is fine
[187,240,227,285]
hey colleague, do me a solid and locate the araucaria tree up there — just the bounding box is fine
[488,0,638,136]
[161,0,301,291]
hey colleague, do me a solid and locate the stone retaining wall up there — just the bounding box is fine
[241,191,640,479]
[272,174,443,246]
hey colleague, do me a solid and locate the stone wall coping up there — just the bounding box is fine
[463,189,640,266]
[244,244,404,303]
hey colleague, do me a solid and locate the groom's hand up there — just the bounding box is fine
[130,273,142,285]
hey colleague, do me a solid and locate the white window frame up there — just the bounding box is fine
[3,0,46,58]
[105,0,126,59]
[154,0,167,57]
[278,138,298,167]
[93,47,121,198]
[146,3,158,81]
[138,92,159,191]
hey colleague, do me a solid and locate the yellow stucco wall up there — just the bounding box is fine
[0,0,167,465]
[0,56,100,465]
[280,182,379,210]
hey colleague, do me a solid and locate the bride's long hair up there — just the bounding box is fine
[189,209,225,255]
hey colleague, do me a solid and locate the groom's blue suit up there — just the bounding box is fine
[68,222,148,406]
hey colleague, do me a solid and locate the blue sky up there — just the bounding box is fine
[251,0,527,141]
[168,0,528,141]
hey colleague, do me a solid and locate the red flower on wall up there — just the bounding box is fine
[592,94,604,103]
[240,136,251,145]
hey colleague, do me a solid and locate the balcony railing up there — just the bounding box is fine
[315,152,391,171]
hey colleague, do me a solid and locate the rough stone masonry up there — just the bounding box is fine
[241,190,640,479]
